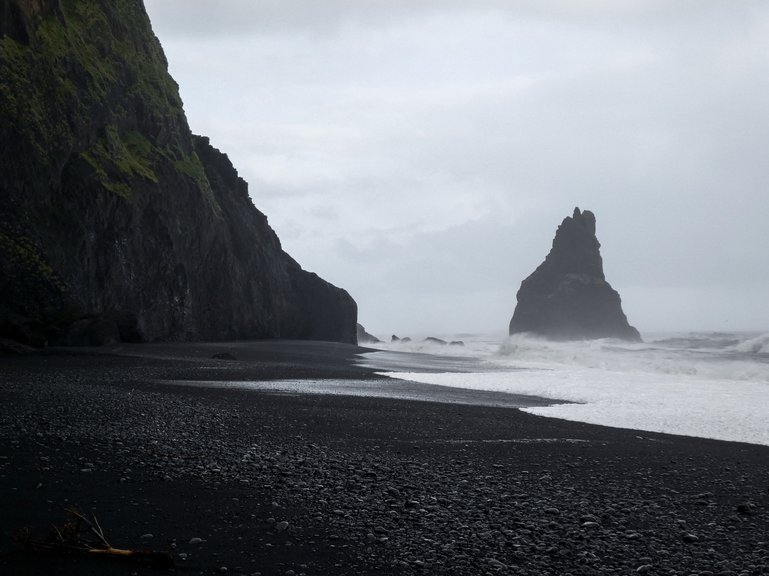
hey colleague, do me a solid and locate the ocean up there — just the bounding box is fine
[366,331,769,446]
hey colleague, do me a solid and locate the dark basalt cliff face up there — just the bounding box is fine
[356,323,381,344]
[509,208,640,342]
[0,0,357,346]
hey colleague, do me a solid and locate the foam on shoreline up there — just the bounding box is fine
[157,377,561,409]
[373,331,769,446]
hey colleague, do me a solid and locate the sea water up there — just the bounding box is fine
[371,332,769,446]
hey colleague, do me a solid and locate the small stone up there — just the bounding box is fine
[275,521,289,533]
[140,533,153,540]
[736,503,754,515]
[217,567,228,574]
[682,533,699,543]
[188,537,204,545]
[637,565,653,573]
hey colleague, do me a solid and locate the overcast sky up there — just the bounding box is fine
[144,0,769,337]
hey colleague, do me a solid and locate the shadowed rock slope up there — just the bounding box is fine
[0,0,356,346]
[509,208,640,341]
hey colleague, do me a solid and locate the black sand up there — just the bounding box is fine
[1,342,768,575]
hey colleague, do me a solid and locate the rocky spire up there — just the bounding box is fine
[509,208,641,341]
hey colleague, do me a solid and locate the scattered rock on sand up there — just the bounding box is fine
[3,349,768,576]
[682,533,699,543]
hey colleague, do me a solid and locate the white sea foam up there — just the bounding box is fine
[377,332,769,446]
[730,332,769,355]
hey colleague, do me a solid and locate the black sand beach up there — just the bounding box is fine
[1,342,768,575]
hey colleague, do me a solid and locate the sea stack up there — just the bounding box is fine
[509,208,641,341]
[0,0,357,346]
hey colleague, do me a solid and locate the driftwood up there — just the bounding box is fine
[17,507,174,570]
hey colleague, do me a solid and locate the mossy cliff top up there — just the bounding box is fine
[0,0,357,346]
[1,0,193,184]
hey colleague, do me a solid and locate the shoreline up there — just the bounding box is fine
[2,341,768,575]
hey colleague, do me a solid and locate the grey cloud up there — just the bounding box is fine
[145,0,769,334]
[146,1,762,38]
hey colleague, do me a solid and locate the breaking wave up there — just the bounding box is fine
[492,332,769,384]
[375,331,769,445]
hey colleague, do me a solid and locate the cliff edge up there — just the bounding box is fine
[0,0,357,346]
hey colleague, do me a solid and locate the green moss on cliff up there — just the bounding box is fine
[174,152,222,215]
[0,35,62,164]
[0,0,184,173]
[0,231,67,295]
[1,0,224,215]
[79,125,159,199]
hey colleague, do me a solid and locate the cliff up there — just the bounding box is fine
[509,208,641,341]
[0,0,357,346]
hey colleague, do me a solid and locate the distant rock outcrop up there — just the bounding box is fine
[356,324,380,344]
[509,208,641,341]
[0,0,357,346]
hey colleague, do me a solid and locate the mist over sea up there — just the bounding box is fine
[372,331,769,446]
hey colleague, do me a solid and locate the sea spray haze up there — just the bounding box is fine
[0,0,357,346]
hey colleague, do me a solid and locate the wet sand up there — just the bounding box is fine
[1,341,768,575]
